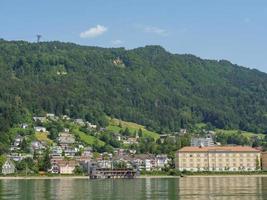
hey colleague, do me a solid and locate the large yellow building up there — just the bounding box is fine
[261,152,267,170]
[175,146,261,171]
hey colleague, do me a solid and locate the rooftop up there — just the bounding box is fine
[178,146,260,153]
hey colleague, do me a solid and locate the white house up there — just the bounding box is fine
[2,159,16,175]
[33,117,46,123]
[34,126,47,132]
[58,160,77,174]
[46,113,55,118]
[86,122,97,129]
[156,154,169,169]
[21,123,28,129]
[14,135,23,147]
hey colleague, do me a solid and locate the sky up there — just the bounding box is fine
[1,0,267,72]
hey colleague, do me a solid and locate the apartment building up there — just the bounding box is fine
[261,152,267,170]
[175,146,261,171]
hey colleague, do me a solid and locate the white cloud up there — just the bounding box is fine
[111,39,123,45]
[144,26,168,36]
[80,25,107,38]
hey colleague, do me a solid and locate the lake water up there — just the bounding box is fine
[0,177,267,199]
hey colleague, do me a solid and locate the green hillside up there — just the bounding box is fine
[0,39,267,143]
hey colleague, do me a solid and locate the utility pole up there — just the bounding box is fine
[36,34,42,43]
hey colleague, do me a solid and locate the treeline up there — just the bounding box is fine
[0,39,267,139]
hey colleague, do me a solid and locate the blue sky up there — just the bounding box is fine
[1,0,267,72]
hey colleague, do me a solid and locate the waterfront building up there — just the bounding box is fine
[261,152,267,170]
[175,146,261,171]
[1,159,16,175]
[58,160,78,174]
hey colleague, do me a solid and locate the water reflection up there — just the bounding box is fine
[178,177,265,200]
[0,177,266,199]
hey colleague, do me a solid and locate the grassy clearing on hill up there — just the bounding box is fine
[72,128,105,147]
[194,123,265,139]
[35,132,53,145]
[107,118,160,140]
[215,129,265,139]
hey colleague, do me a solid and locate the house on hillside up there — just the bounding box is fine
[33,117,46,123]
[21,123,28,129]
[2,159,16,175]
[156,154,170,169]
[64,128,70,133]
[46,113,55,118]
[58,132,76,150]
[123,137,138,145]
[31,141,46,154]
[86,122,97,129]
[50,146,63,157]
[58,160,78,174]
[191,135,215,147]
[180,129,187,134]
[10,135,24,151]
[75,119,85,126]
[34,126,47,132]
[46,113,58,121]
[132,154,156,171]
[62,115,70,120]
[64,148,77,157]
[82,147,93,157]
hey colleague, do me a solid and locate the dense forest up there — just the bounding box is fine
[1,39,267,135]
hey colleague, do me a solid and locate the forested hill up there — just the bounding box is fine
[1,39,267,134]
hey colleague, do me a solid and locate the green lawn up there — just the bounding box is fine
[107,118,160,140]
[72,128,105,146]
[216,129,265,139]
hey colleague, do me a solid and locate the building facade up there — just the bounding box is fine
[175,146,261,171]
[2,159,16,175]
[191,136,214,147]
[58,160,77,174]
[261,152,267,171]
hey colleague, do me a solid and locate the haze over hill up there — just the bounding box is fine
[0,39,267,135]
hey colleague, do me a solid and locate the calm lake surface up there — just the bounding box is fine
[0,177,267,200]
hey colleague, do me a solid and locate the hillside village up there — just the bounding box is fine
[1,113,267,176]
[0,114,174,175]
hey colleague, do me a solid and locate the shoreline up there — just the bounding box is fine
[1,174,267,180]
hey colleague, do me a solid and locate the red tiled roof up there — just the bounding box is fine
[178,146,260,152]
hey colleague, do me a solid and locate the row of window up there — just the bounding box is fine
[181,167,255,171]
[182,158,255,162]
[181,163,255,168]
[180,153,258,158]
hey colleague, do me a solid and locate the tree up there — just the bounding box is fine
[74,166,84,175]
[20,138,29,153]
[40,149,51,171]
[138,128,143,137]
[0,155,6,169]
